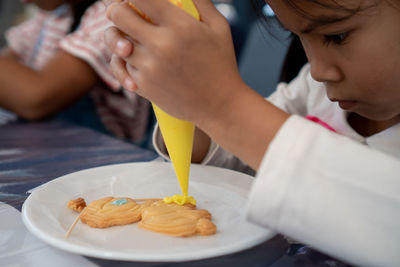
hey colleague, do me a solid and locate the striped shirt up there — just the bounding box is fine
[5,2,150,142]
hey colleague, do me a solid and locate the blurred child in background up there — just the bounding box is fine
[0,0,150,144]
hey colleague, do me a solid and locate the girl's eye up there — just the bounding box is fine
[323,32,349,45]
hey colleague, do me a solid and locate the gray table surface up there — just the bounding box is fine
[0,119,351,267]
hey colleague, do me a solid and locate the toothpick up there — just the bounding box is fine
[65,208,85,238]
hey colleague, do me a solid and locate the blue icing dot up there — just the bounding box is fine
[111,198,128,206]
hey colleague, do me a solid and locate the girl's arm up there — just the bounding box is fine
[0,50,98,120]
[191,127,211,163]
[0,47,19,60]
[104,0,289,169]
[249,116,400,267]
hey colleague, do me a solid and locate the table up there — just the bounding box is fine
[0,119,157,210]
[0,119,350,267]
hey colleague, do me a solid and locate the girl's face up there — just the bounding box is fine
[268,0,400,121]
[20,0,68,10]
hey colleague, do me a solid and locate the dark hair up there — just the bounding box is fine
[249,0,380,83]
[249,0,308,83]
[278,35,308,83]
[69,0,98,33]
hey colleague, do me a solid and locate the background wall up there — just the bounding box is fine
[0,0,24,47]
[238,16,291,97]
[214,1,291,97]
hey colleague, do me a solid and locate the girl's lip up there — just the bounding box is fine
[338,100,357,110]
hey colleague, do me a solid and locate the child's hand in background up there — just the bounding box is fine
[104,0,245,126]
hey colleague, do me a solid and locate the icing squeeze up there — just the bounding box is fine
[127,0,200,206]
[163,195,196,206]
[156,0,200,205]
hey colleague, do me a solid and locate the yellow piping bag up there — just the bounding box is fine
[128,0,200,205]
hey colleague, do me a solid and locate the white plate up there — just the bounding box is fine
[22,162,274,262]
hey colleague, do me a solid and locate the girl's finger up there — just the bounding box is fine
[104,26,134,58]
[110,54,137,92]
[126,63,142,94]
[107,1,155,44]
[193,0,221,26]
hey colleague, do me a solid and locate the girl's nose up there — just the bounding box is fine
[308,50,342,83]
[301,39,342,83]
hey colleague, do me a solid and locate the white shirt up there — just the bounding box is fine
[153,64,400,266]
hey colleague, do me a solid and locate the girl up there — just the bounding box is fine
[104,0,400,266]
[0,0,150,143]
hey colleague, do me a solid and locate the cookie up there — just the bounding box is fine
[66,197,216,237]
[80,197,156,228]
[67,197,86,212]
[139,200,216,237]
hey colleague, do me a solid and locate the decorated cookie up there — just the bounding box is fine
[139,200,216,237]
[67,197,216,237]
[79,197,156,228]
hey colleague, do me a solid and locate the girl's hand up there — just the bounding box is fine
[104,0,244,127]
[103,26,138,91]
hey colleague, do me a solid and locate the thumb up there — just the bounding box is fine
[193,0,225,26]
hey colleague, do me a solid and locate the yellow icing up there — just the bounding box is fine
[127,0,200,205]
[163,195,196,206]
[153,104,194,195]
[155,0,200,205]
[169,0,200,20]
